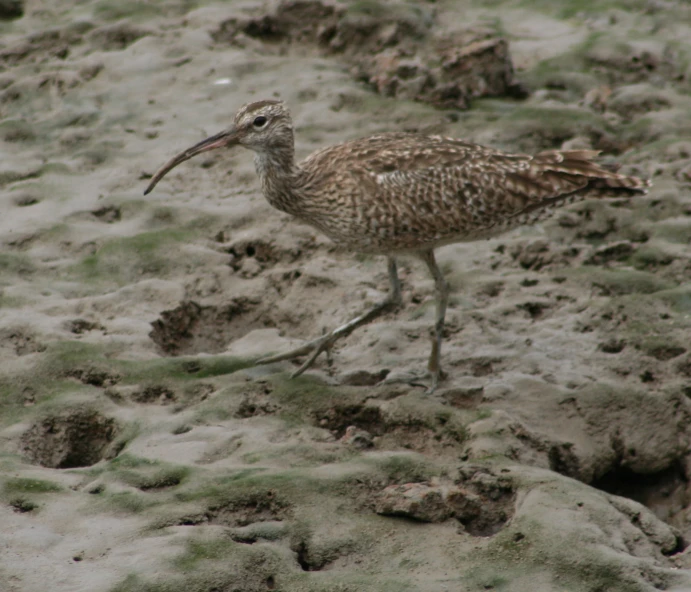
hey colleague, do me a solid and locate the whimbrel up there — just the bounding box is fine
[144,100,650,391]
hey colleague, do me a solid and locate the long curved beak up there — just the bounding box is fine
[143,126,239,195]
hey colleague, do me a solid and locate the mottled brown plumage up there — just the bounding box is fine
[145,99,651,391]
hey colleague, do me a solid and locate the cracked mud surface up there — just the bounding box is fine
[1,0,691,590]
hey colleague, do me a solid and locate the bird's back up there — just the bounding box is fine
[296,132,649,254]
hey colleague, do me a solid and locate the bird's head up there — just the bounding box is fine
[232,99,293,151]
[144,99,293,195]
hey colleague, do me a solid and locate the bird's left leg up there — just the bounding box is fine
[256,257,403,377]
[420,249,449,393]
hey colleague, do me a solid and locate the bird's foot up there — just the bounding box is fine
[255,331,338,377]
[382,367,447,394]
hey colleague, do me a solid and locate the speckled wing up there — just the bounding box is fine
[303,134,649,253]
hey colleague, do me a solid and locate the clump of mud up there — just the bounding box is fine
[211,0,527,109]
[375,465,515,535]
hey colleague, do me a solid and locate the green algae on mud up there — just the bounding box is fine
[119,466,191,491]
[39,340,251,385]
[0,339,252,429]
[476,0,651,19]
[71,229,194,286]
[0,371,96,428]
[107,454,192,491]
[1,477,64,515]
[504,105,608,145]
[164,451,441,526]
[654,284,691,314]
[2,477,63,494]
[629,244,675,271]
[365,452,439,483]
[240,442,356,469]
[0,118,37,143]
[111,539,413,592]
[0,292,24,308]
[248,373,470,453]
[649,218,691,244]
[173,468,316,506]
[262,373,358,423]
[0,252,36,277]
[589,291,691,351]
[634,336,686,361]
[98,491,161,515]
[93,0,199,22]
[565,267,674,296]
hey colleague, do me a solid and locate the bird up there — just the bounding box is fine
[144,99,651,392]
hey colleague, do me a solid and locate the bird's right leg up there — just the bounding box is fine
[256,257,403,377]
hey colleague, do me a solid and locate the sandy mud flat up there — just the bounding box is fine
[1,0,691,590]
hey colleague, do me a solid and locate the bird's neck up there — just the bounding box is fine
[254,147,306,216]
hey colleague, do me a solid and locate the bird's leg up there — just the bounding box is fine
[256,257,403,377]
[420,249,449,393]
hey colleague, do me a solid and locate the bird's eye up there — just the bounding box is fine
[253,116,268,128]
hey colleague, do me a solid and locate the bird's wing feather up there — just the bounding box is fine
[352,143,648,215]
[300,134,649,251]
[303,133,504,173]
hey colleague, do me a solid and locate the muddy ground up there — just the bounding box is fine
[1,0,691,590]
